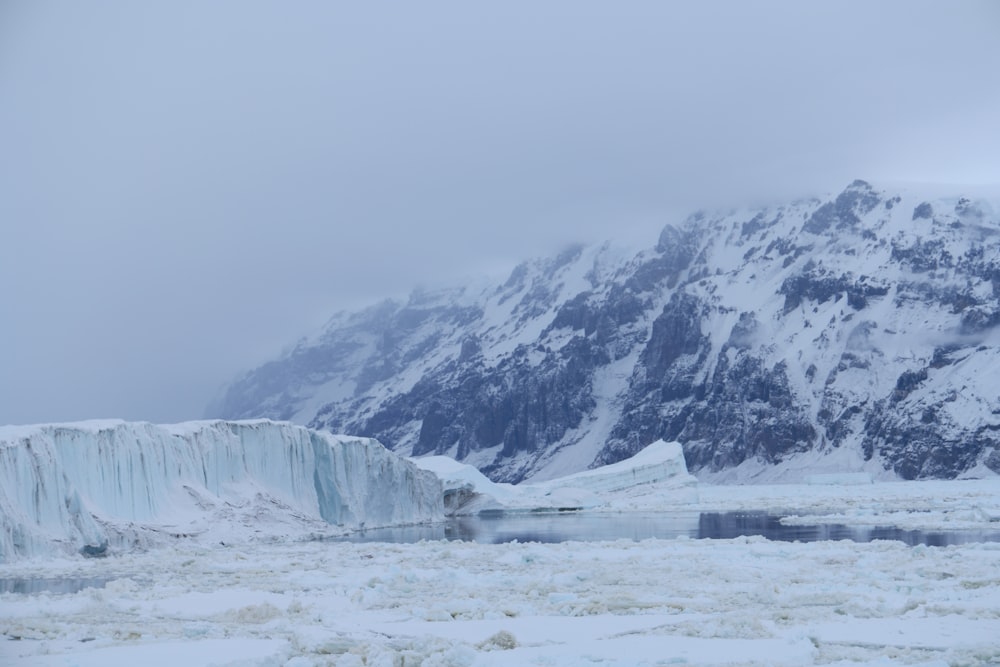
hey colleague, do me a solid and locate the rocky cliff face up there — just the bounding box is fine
[214,181,1000,483]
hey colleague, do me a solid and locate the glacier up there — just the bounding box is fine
[0,420,443,562]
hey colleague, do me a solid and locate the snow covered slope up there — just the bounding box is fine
[0,420,442,562]
[215,181,1000,483]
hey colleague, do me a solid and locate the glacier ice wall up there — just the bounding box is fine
[0,420,443,562]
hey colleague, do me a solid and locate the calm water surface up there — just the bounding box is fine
[340,511,1000,547]
[0,576,110,595]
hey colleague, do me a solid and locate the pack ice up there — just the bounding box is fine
[0,420,443,562]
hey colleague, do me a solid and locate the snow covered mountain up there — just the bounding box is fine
[0,420,442,561]
[214,181,1000,483]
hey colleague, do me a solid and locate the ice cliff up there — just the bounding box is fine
[0,420,443,562]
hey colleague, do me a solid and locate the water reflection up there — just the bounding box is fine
[5,514,998,596]
[695,511,995,546]
[340,511,1000,547]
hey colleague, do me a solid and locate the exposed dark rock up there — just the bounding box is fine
[458,335,482,362]
[930,346,959,369]
[960,306,1000,334]
[803,180,881,235]
[893,368,928,402]
[740,210,785,239]
[647,224,699,289]
[912,202,933,220]
[955,197,984,220]
[862,411,985,480]
[779,266,888,314]
[602,303,816,474]
[986,449,1000,474]
[727,312,758,349]
[639,291,706,385]
[891,238,953,273]
[216,181,1000,483]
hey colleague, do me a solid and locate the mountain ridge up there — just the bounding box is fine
[214,180,1000,483]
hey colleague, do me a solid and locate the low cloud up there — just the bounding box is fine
[1,1,998,423]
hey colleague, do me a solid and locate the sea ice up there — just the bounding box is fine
[3,423,999,665]
[2,523,998,666]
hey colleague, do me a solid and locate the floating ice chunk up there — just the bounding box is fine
[414,440,697,514]
[537,440,696,494]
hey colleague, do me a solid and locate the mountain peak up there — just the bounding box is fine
[214,182,1000,484]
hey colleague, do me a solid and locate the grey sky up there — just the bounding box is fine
[2,1,999,425]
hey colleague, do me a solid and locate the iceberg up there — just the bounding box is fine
[0,420,443,562]
[414,439,698,514]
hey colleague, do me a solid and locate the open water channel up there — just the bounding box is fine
[339,510,1000,547]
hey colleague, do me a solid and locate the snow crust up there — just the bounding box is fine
[414,439,698,514]
[0,420,443,562]
[3,478,1000,666]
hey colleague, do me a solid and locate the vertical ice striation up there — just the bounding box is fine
[0,420,443,562]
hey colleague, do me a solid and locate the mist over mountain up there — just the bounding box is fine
[214,181,1000,483]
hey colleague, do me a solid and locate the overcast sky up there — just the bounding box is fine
[2,1,999,425]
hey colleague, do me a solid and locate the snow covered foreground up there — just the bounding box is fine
[2,481,1000,666]
[2,482,1000,667]
[3,423,1000,665]
[0,420,443,562]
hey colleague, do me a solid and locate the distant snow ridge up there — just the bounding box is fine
[0,420,443,562]
[215,180,1000,483]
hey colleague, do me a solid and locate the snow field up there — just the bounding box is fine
[2,533,999,666]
